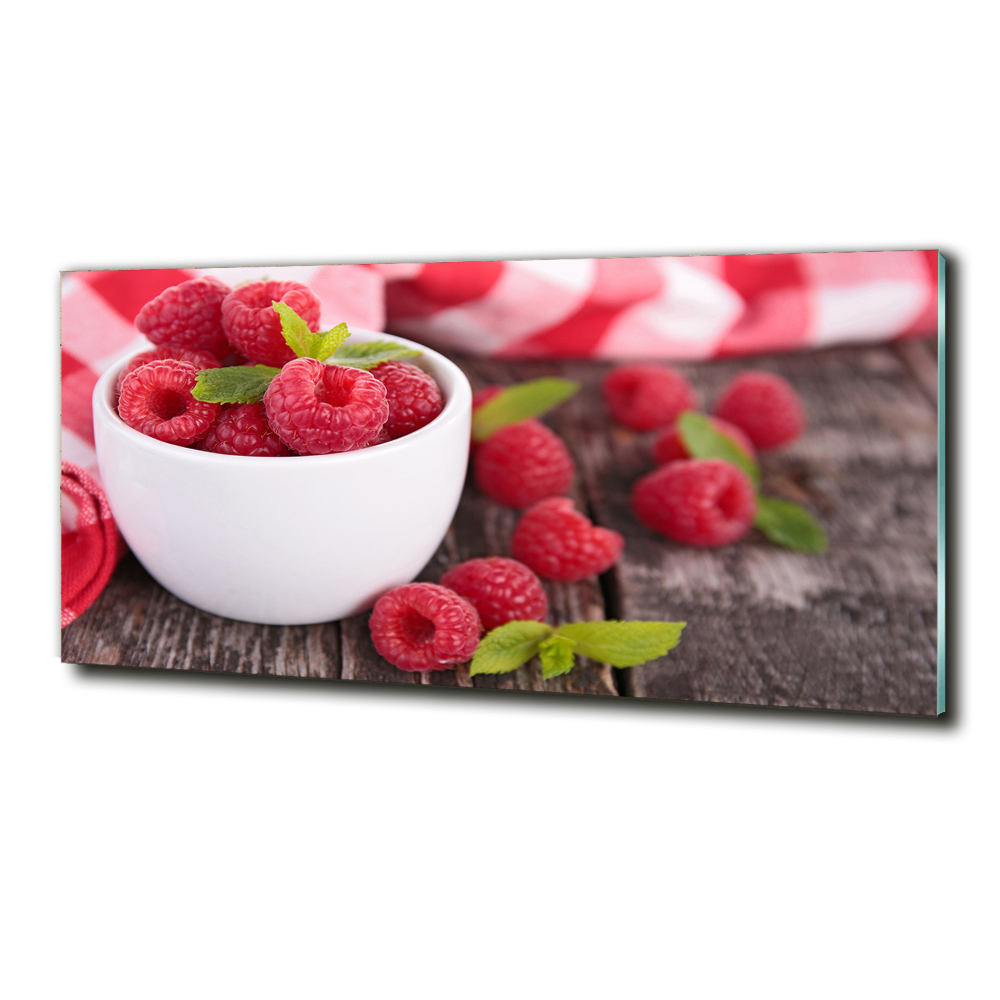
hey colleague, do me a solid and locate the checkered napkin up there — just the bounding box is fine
[377,250,939,359]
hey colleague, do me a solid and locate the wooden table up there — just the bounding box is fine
[62,339,939,715]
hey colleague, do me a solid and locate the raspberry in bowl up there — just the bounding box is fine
[92,330,472,625]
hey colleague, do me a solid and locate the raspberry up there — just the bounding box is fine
[602,363,699,431]
[474,421,575,508]
[263,358,389,455]
[115,345,221,397]
[117,359,220,446]
[135,276,232,360]
[510,498,624,582]
[200,403,292,457]
[439,557,548,632]
[370,361,444,440]
[714,371,806,450]
[221,280,322,367]
[368,582,481,672]
[652,416,756,465]
[631,459,757,546]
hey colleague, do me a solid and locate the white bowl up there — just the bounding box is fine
[92,331,472,625]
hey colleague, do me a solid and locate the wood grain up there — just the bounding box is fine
[62,340,938,714]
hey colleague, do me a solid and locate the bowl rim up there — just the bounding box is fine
[92,328,472,466]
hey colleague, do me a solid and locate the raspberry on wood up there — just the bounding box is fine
[631,459,757,547]
[135,276,232,360]
[200,403,292,457]
[713,371,806,450]
[602,363,699,431]
[263,358,389,455]
[510,497,624,582]
[117,359,220,446]
[439,557,548,632]
[652,416,757,465]
[368,582,482,672]
[473,420,575,508]
[221,280,322,368]
[370,361,444,440]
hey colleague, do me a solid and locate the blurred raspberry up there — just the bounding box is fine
[652,416,756,465]
[263,358,388,455]
[602,363,698,431]
[200,403,292,457]
[368,582,481,671]
[221,280,322,367]
[714,371,806,449]
[510,497,624,581]
[371,361,444,440]
[117,359,220,446]
[473,420,575,508]
[631,459,757,546]
[135,276,232,360]
[439,557,548,631]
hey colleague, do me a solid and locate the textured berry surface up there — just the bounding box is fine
[652,416,756,465]
[263,358,389,455]
[200,403,292,457]
[371,361,444,440]
[368,582,481,671]
[117,359,220,446]
[439,557,548,631]
[714,371,806,449]
[135,276,232,360]
[631,459,757,546]
[602,363,699,431]
[510,498,624,581]
[116,345,221,397]
[474,420,575,508]
[221,280,322,367]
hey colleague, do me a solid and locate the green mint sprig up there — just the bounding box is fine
[677,409,827,554]
[190,303,421,405]
[471,377,580,443]
[470,618,685,678]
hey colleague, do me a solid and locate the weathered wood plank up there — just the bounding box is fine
[61,553,341,679]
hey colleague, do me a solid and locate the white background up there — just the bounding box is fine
[4,2,997,998]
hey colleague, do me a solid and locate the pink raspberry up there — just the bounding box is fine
[510,497,624,582]
[263,358,389,455]
[115,345,221,397]
[135,276,232,360]
[200,403,292,457]
[714,371,806,450]
[221,280,322,368]
[652,416,757,465]
[439,557,548,632]
[370,361,444,440]
[631,459,757,546]
[474,420,575,508]
[117,359,220,446]
[602,363,699,431]
[368,582,481,672]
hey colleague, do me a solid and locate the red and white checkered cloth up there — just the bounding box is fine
[377,250,939,359]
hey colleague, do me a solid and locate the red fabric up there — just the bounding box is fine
[61,462,127,627]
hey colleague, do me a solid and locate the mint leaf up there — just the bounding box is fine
[313,322,351,362]
[469,620,553,676]
[553,620,685,667]
[272,301,314,358]
[539,635,576,679]
[191,365,281,404]
[471,378,580,443]
[678,410,761,487]
[326,339,422,370]
[754,496,828,553]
